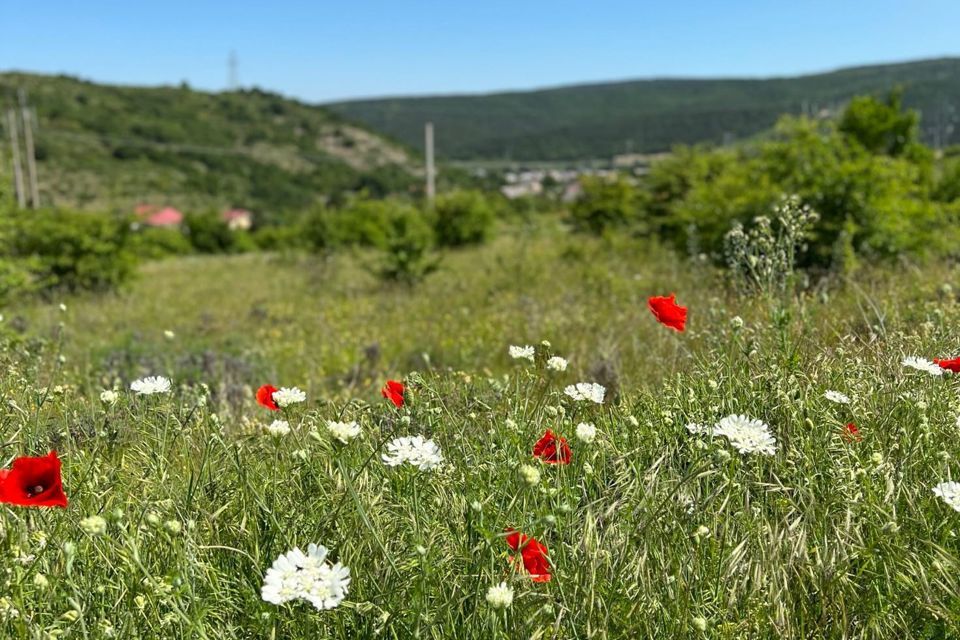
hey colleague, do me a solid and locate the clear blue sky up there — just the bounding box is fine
[2,1,959,103]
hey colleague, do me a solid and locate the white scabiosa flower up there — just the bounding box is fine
[575,422,597,443]
[932,481,960,513]
[382,435,443,471]
[265,420,291,437]
[99,389,119,405]
[509,345,536,362]
[261,544,350,610]
[546,356,568,372]
[564,382,605,404]
[902,356,944,376]
[824,390,851,405]
[713,414,777,456]
[485,581,514,609]
[519,464,541,486]
[326,420,360,444]
[272,387,306,407]
[130,376,171,395]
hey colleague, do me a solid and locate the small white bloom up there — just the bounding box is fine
[100,389,119,405]
[80,515,108,536]
[163,330,175,340]
[933,481,960,513]
[713,414,777,456]
[519,464,541,486]
[564,382,605,404]
[627,415,639,427]
[272,387,306,407]
[485,582,514,609]
[130,376,172,395]
[509,345,535,362]
[261,543,350,610]
[824,390,851,405]
[902,356,944,376]
[382,435,443,471]
[58,303,67,312]
[575,422,597,444]
[546,356,568,372]
[265,420,291,437]
[326,420,360,444]
[686,422,711,435]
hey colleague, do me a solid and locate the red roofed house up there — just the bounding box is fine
[222,208,253,231]
[135,204,184,228]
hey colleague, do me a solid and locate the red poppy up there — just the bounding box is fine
[381,380,405,408]
[505,529,551,582]
[647,294,687,332]
[532,429,572,465]
[841,422,862,443]
[256,384,279,410]
[934,357,960,373]
[0,451,68,508]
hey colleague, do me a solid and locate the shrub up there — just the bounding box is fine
[183,212,255,253]
[372,203,438,286]
[431,190,495,247]
[129,227,193,260]
[4,209,138,294]
[570,175,643,235]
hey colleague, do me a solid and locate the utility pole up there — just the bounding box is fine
[228,51,239,90]
[424,122,435,204]
[19,89,39,208]
[5,109,25,209]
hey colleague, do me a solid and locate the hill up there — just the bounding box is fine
[0,73,421,217]
[327,57,960,161]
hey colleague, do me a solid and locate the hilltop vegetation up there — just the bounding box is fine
[0,73,422,216]
[329,57,960,160]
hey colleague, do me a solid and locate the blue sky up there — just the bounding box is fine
[2,1,959,103]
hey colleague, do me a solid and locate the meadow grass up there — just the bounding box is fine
[2,221,960,638]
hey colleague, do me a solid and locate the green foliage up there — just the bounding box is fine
[430,190,495,247]
[838,90,919,156]
[183,212,256,254]
[570,175,643,235]
[371,203,438,285]
[2,209,137,295]
[129,227,193,260]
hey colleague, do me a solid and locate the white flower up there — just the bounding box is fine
[261,543,350,610]
[79,515,108,536]
[99,390,119,405]
[575,422,597,443]
[163,330,175,340]
[326,420,360,444]
[130,376,171,395]
[265,420,291,437]
[932,481,960,513]
[382,435,443,471]
[713,414,777,456]
[272,387,306,407]
[824,390,851,405]
[485,582,514,609]
[546,356,568,372]
[519,464,541,486]
[509,345,535,362]
[686,422,711,435]
[564,382,605,404]
[902,356,944,376]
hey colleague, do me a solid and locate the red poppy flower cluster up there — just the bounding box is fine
[381,380,405,408]
[0,451,68,508]
[256,384,280,411]
[648,294,687,332]
[505,529,551,582]
[934,357,960,373]
[533,429,572,465]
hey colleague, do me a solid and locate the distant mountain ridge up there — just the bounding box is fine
[327,57,960,161]
[0,72,419,215]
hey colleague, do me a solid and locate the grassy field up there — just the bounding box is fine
[3,221,960,638]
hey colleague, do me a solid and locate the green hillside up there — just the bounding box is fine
[0,73,421,217]
[328,57,960,161]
